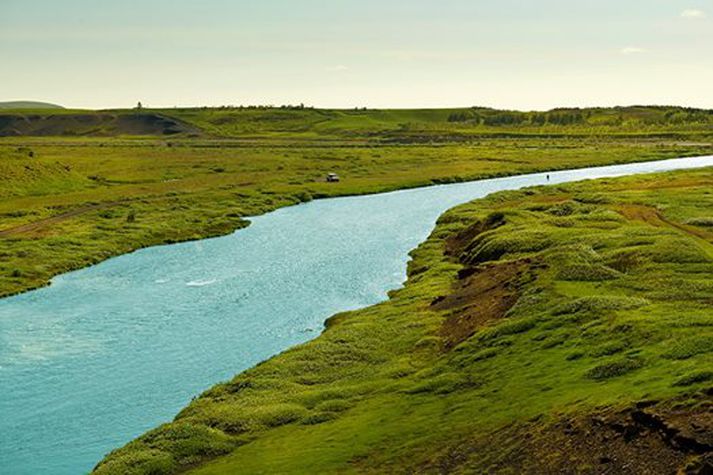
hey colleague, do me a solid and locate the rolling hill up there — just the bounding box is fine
[0,111,200,137]
[0,100,64,110]
[1,105,713,139]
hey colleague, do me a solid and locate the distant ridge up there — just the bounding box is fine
[0,101,64,109]
[0,111,201,137]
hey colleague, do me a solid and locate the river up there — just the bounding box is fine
[1,155,712,474]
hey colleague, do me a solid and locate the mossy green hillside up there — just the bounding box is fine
[94,167,713,474]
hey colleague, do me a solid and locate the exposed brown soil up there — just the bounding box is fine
[421,394,713,474]
[432,259,534,350]
[615,204,668,227]
[444,213,507,257]
[615,204,713,243]
[436,212,537,349]
[0,113,200,137]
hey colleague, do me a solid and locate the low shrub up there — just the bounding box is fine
[301,412,339,425]
[648,240,712,264]
[673,371,713,387]
[574,193,612,204]
[556,263,620,281]
[414,336,443,351]
[200,403,307,433]
[315,399,353,413]
[385,360,418,379]
[547,201,579,217]
[453,347,500,367]
[253,403,308,428]
[585,357,644,380]
[405,372,477,395]
[294,191,313,203]
[137,422,237,464]
[684,217,713,227]
[98,209,121,219]
[553,296,649,315]
[93,448,176,475]
[662,336,713,360]
[606,249,648,273]
[476,317,538,341]
[463,230,552,264]
[590,341,627,357]
[578,209,625,223]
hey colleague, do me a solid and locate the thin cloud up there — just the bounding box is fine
[620,47,646,55]
[681,9,706,19]
[326,65,349,72]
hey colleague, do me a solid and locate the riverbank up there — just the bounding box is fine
[2,134,712,298]
[95,166,713,474]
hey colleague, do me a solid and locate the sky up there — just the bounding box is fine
[1,0,712,110]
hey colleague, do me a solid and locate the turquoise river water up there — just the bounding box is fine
[1,155,713,474]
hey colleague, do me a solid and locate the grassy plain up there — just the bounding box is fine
[94,166,713,474]
[2,106,713,298]
[2,106,712,472]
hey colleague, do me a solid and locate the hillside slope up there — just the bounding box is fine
[166,105,713,140]
[0,112,200,137]
[0,100,64,109]
[94,167,713,474]
[2,105,713,139]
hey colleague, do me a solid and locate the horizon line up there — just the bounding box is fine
[3,100,713,113]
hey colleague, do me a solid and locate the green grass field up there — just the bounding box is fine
[2,106,713,298]
[93,167,713,474]
[2,107,712,473]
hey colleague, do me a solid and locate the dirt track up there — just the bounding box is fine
[0,202,119,237]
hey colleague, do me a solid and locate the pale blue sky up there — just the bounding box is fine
[1,0,712,109]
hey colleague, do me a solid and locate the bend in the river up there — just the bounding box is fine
[1,155,712,474]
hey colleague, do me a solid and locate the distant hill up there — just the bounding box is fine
[0,111,200,137]
[164,105,713,140]
[0,101,64,110]
[1,105,712,138]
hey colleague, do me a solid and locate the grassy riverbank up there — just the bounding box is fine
[95,167,713,474]
[2,106,713,298]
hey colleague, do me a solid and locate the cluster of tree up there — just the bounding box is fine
[447,110,481,123]
[193,104,314,111]
[448,109,584,126]
[482,112,528,126]
[447,106,713,127]
[278,103,314,110]
[662,109,713,125]
[15,146,34,158]
[530,111,585,125]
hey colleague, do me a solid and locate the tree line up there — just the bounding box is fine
[447,107,713,126]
